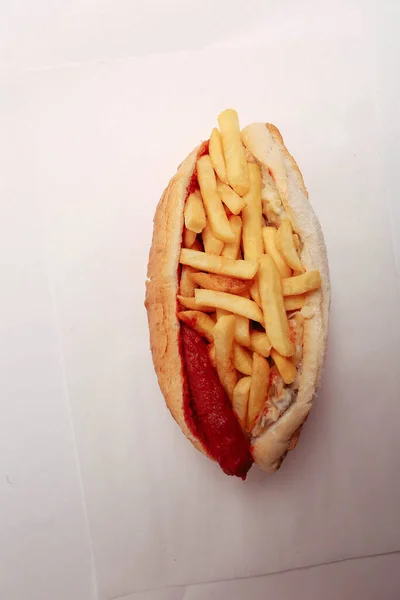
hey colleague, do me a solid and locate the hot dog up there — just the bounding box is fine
[145,109,330,477]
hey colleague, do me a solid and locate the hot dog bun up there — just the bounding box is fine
[145,123,330,475]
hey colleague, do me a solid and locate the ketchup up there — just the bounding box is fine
[181,324,253,479]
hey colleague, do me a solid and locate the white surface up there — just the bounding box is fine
[122,552,400,600]
[1,1,400,599]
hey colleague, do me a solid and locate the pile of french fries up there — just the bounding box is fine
[178,109,321,433]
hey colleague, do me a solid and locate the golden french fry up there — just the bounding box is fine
[221,215,242,259]
[191,238,203,252]
[177,295,214,312]
[184,191,206,233]
[214,314,237,400]
[262,226,292,278]
[177,310,215,342]
[282,271,322,296]
[250,281,262,307]
[191,272,252,295]
[271,348,297,384]
[208,342,216,367]
[217,180,246,215]
[235,315,250,347]
[247,353,270,431]
[293,233,300,250]
[232,376,251,429]
[202,221,224,255]
[180,249,257,280]
[276,220,305,272]
[180,265,197,297]
[249,330,271,358]
[195,289,264,323]
[242,163,264,261]
[258,254,294,357]
[218,109,249,196]
[209,128,229,184]
[197,155,234,242]
[284,294,306,311]
[183,227,197,248]
[233,343,253,375]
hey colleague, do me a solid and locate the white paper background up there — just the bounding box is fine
[2,1,400,599]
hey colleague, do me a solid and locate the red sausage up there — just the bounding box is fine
[181,324,253,479]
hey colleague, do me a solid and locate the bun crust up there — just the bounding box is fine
[146,125,330,474]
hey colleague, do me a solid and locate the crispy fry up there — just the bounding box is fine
[191,272,251,295]
[258,254,294,357]
[209,128,229,184]
[191,238,203,252]
[233,343,253,375]
[195,289,264,323]
[179,265,197,297]
[282,271,322,296]
[232,376,251,429]
[262,226,292,278]
[242,163,264,261]
[217,180,247,215]
[218,109,249,196]
[177,295,214,312]
[249,330,271,358]
[250,281,262,307]
[284,294,306,311]
[177,310,215,342]
[214,315,237,400]
[197,155,234,242]
[208,342,216,368]
[184,191,206,233]
[271,348,297,384]
[202,221,224,255]
[221,215,242,259]
[180,249,258,279]
[247,353,270,431]
[276,220,305,272]
[183,227,197,248]
[293,233,300,250]
[235,315,250,346]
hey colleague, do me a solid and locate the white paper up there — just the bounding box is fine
[21,16,400,598]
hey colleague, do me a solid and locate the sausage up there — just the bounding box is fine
[181,324,253,479]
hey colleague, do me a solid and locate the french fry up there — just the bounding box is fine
[195,289,264,323]
[235,315,250,346]
[177,295,214,312]
[217,180,246,215]
[247,353,270,431]
[293,233,300,250]
[209,128,229,184]
[262,227,292,278]
[183,227,197,248]
[258,254,294,357]
[191,238,203,252]
[233,343,253,375]
[221,215,242,259]
[271,348,297,384]
[249,330,271,358]
[284,294,306,311]
[214,315,237,400]
[197,155,234,242]
[276,220,305,272]
[232,376,251,429]
[208,342,216,367]
[202,222,224,255]
[250,281,262,307]
[180,249,258,280]
[180,265,197,297]
[191,272,251,295]
[218,109,249,196]
[242,163,264,261]
[184,191,206,233]
[177,310,215,342]
[282,271,322,296]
